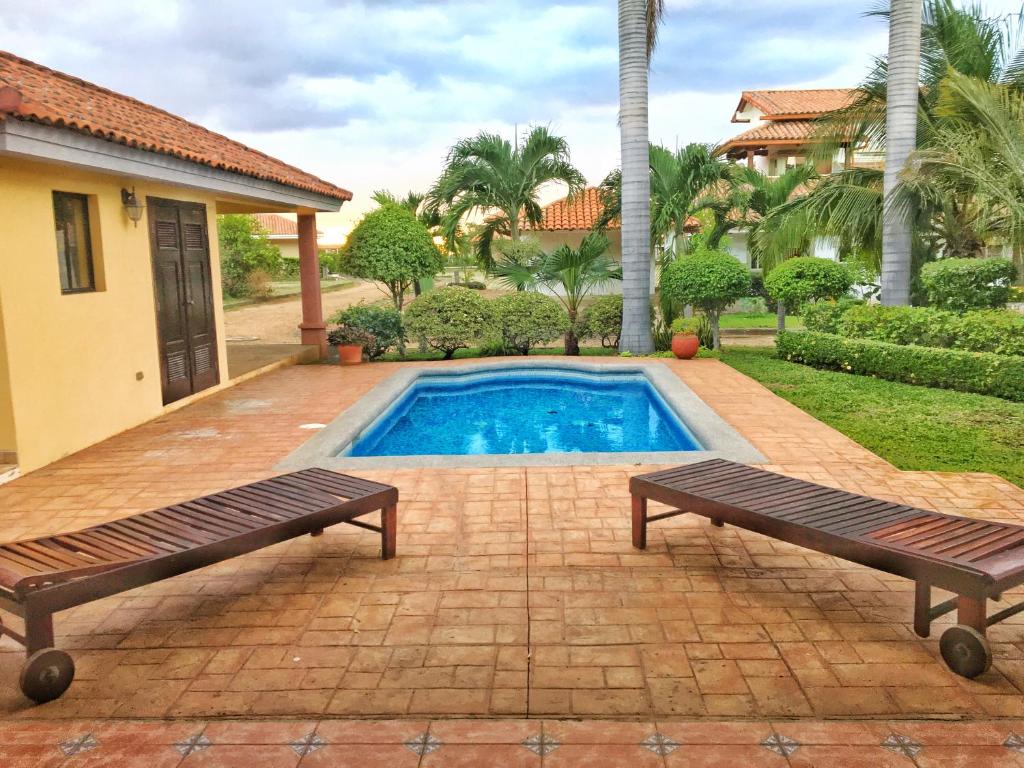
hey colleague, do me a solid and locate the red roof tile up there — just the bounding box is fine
[717,120,819,156]
[734,89,855,121]
[0,51,352,202]
[529,187,698,232]
[251,213,324,238]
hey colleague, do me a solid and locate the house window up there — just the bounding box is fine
[53,192,96,293]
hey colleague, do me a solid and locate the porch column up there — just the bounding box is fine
[297,213,326,358]
[746,150,755,169]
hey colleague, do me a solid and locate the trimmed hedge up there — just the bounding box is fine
[919,257,1016,311]
[776,331,1024,402]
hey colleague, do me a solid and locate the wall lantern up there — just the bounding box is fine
[121,187,145,226]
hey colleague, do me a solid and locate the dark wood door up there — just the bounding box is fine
[148,198,220,405]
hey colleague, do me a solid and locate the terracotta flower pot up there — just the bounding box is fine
[671,333,699,360]
[337,344,364,365]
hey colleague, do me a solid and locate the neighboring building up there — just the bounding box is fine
[716,88,881,266]
[525,187,698,294]
[0,51,351,475]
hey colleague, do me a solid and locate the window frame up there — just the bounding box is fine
[52,191,97,295]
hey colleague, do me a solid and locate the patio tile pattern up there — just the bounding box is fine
[0,358,1021,726]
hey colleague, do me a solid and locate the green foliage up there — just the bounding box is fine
[776,331,1024,402]
[721,347,1024,488]
[403,286,495,359]
[659,248,751,348]
[919,257,1016,311]
[581,295,623,348]
[329,304,404,360]
[763,257,855,311]
[340,205,444,309]
[217,215,284,298]
[492,292,569,355]
[327,325,375,348]
[670,316,700,334]
[694,313,714,349]
[802,298,865,334]
[1009,285,1024,302]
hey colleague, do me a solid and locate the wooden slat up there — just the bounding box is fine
[161,506,253,538]
[897,519,982,548]
[956,530,1024,562]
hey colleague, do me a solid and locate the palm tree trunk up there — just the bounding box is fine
[617,0,654,353]
[881,0,922,306]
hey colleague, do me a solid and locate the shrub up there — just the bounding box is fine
[802,298,864,334]
[660,248,752,349]
[330,304,404,360]
[581,295,623,348]
[493,292,569,355]
[452,280,486,290]
[403,286,495,359]
[1009,285,1024,303]
[949,309,1024,357]
[243,268,274,299]
[775,331,1024,401]
[839,304,957,348]
[327,325,375,348]
[919,257,1016,311]
[340,205,445,309]
[763,257,854,312]
[218,214,284,297]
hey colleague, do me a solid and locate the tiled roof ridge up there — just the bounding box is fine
[0,50,352,201]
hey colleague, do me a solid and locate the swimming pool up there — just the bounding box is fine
[346,368,700,457]
[278,360,767,470]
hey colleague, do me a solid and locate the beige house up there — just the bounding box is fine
[0,51,350,476]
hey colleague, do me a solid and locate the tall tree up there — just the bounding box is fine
[882,0,924,305]
[617,0,664,354]
[426,127,585,267]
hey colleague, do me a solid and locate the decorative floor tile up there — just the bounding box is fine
[881,734,922,758]
[174,733,212,756]
[641,732,680,756]
[405,732,443,756]
[59,733,99,756]
[761,733,800,756]
[288,732,326,757]
[1005,733,1024,754]
[522,733,560,756]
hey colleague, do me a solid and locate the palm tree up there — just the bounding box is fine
[617,0,665,354]
[426,127,586,267]
[494,233,622,355]
[734,165,819,329]
[762,0,1024,300]
[882,0,924,305]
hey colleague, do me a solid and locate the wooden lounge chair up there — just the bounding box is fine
[630,459,1024,679]
[0,468,398,703]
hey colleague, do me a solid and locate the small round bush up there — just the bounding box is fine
[327,325,375,348]
[764,257,854,312]
[581,295,623,348]
[920,257,1017,312]
[340,205,445,309]
[330,304,403,360]
[403,286,495,359]
[493,292,569,355]
[660,249,752,349]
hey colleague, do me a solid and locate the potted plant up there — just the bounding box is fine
[328,325,376,365]
[670,317,700,359]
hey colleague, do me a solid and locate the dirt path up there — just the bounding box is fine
[223,280,391,343]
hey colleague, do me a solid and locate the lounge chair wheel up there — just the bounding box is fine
[939,625,991,679]
[19,649,75,703]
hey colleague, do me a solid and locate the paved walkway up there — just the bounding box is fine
[223,281,388,344]
[0,357,1022,763]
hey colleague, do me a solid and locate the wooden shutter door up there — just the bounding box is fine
[148,201,192,405]
[179,205,219,393]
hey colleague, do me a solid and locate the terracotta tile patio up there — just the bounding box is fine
[1,357,1023,763]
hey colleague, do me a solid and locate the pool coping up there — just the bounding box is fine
[275,359,768,470]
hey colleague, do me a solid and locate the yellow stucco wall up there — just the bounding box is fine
[0,294,15,456]
[272,239,300,262]
[0,156,229,473]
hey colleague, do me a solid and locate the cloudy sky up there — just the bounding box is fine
[1,0,1021,236]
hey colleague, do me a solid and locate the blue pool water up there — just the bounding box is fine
[345,368,701,457]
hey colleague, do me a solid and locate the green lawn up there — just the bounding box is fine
[718,312,804,330]
[223,277,352,310]
[720,347,1024,488]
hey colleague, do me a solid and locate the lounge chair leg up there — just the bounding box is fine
[632,494,647,550]
[23,604,54,655]
[381,504,397,560]
[711,519,724,528]
[914,581,931,637]
[957,595,987,635]
[310,529,324,537]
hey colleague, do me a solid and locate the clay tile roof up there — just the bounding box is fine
[717,120,820,156]
[0,51,352,201]
[251,213,324,238]
[529,187,699,232]
[735,88,856,121]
